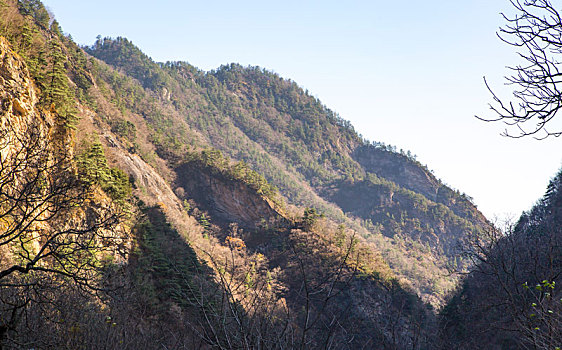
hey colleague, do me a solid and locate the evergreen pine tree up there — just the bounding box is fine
[77,140,110,186]
[44,39,77,128]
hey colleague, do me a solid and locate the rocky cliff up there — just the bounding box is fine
[175,160,285,230]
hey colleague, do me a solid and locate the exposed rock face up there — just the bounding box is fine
[0,36,127,264]
[0,35,75,161]
[104,135,182,212]
[0,36,50,142]
[0,37,37,110]
[175,162,284,230]
[353,145,439,201]
[353,143,487,226]
[77,106,192,240]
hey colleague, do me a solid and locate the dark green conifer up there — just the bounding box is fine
[44,38,77,127]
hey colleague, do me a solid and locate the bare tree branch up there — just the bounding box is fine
[479,0,562,138]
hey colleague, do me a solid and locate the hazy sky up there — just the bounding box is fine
[42,0,562,221]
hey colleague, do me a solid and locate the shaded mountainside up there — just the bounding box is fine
[440,169,562,349]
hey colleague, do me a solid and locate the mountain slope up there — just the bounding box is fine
[85,37,489,304]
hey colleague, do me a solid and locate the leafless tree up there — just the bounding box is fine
[177,226,363,350]
[0,121,124,281]
[479,0,562,138]
[441,210,562,349]
[0,118,126,346]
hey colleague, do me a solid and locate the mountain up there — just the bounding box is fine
[0,0,491,348]
[85,36,489,305]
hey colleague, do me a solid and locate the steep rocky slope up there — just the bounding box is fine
[0,31,133,346]
[174,156,285,231]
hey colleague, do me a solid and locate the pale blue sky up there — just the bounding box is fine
[42,0,562,220]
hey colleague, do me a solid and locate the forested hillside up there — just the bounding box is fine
[440,169,562,349]
[0,0,498,348]
[84,36,489,304]
[438,0,562,346]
